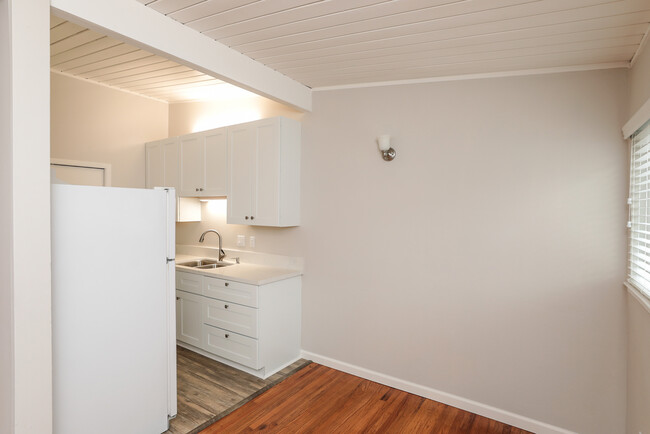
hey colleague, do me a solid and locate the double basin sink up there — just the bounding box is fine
[177,258,233,270]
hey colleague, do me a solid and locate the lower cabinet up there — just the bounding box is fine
[175,290,202,348]
[175,271,301,379]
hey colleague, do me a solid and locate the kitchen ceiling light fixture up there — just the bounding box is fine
[377,134,396,161]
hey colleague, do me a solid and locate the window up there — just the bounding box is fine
[628,120,650,298]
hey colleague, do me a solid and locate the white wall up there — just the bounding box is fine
[1,0,52,433]
[626,38,650,434]
[172,69,629,433]
[51,73,168,188]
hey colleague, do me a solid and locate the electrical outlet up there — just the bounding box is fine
[236,235,245,247]
[249,236,256,248]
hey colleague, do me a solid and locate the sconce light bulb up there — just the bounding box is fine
[377,134,391,151]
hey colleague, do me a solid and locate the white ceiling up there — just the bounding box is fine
[53,0,650,102]
[50,15,255,103]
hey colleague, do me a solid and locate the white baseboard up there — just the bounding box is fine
[300,350,576,434]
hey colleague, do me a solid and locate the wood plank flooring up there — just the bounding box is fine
[200,363,532,433]
[166,346,310,434]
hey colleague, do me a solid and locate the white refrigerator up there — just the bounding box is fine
[51,184,177,434]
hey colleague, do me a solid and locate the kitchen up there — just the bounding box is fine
[4,1,650,433]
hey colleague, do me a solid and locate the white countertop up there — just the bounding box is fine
[175,254,302,286]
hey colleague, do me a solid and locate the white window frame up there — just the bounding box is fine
[625,98,650,314]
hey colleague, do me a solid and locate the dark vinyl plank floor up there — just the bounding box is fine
[166,346,310,434]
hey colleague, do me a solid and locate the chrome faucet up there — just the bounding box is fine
[199,229,226,261]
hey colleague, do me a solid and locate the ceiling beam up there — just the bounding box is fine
[50,0,312,112]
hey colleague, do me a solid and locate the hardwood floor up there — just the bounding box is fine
[200,363,532,433]
[166,346,310,434]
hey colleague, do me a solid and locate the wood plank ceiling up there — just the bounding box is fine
[50,15,255,103]
[53,0,650,102]
[137,0,650,89]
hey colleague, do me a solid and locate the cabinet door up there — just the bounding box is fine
[252,120,280,226]
[145,142,164,189]
[180,134,204,196]
[176,290,202,348]
[227,125,255,224]
[162,140,179,191]
[203,128,227,196]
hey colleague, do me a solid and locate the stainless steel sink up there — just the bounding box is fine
[178,259,233,269]
[195,263,231,269]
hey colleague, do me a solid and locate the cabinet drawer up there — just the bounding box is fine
[202,324,259,369]
[203,277,258,308]
[203,298,258,339]
[176,271,202,295]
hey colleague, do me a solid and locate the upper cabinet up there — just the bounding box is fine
[227,117,300,227]
[145,117,300,227]
[145,137,200,223]
[145,137,178,191]
[180,128,227,197]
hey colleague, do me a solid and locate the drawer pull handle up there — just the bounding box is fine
[225,334,229,338]
[225,282,229,287]
[224,304,229,309]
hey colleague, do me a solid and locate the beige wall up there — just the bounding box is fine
[629,40,650,117]
[626,294,650,434]
[173,69,629,433]
[626,39,650,434]
[51,73,168,188]
[0,2,12,432]
[168,95,303,137]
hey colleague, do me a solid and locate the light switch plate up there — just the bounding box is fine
[236,235,245,247]
[249,236,256,248]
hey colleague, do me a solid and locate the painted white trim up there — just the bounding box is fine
[50,158,112,187]
[312,62,629,91]
[630,24,650,68]
[50,0,312,112]
[623,97,650,139]
[625,281,650,315]
[51,70,168,104]
[301,350,576,434]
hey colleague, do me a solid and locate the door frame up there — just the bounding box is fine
[50,158,112,186]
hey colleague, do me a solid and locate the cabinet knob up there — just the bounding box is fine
[225,282,229,287]
[195,188,199,191]
[225,334,229,339]
[251,216,255,220]
[245,216,249,220]
[224,304,229,309]
[176,297,180,300]
[200,188,204,191]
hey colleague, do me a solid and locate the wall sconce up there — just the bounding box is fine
[377,134,396,161]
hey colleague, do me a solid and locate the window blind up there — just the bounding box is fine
[628,120,650,298]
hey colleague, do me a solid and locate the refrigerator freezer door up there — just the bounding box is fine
[52,184,170,434]
[156,187,178,418]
